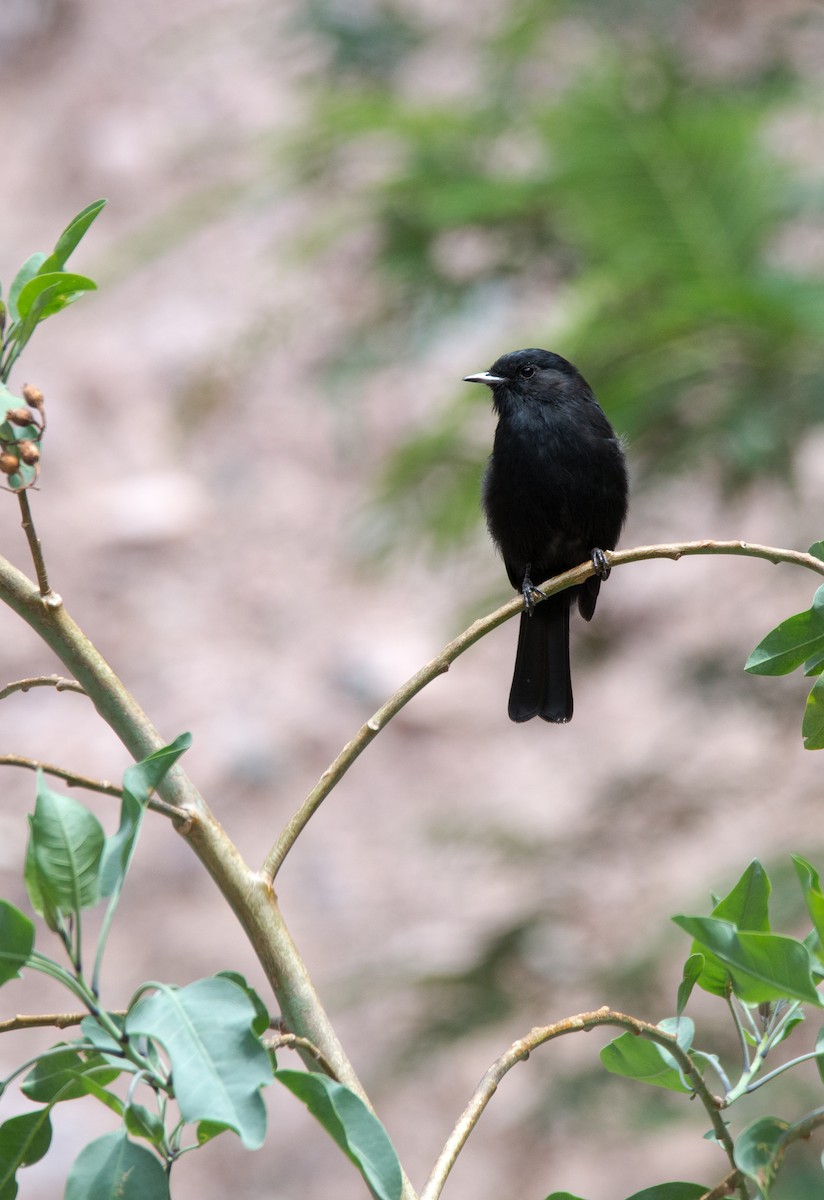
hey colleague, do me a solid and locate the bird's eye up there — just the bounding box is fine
[519,364,536,379]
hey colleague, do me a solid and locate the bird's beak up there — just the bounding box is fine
[463,372,505,385]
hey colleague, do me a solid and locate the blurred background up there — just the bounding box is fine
[1,0,824,1196]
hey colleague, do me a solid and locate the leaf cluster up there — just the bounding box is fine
[591,858,824,1198]
[0,739,403,1200]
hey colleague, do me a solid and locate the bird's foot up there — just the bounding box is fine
[521,567,546,615]
[591,547,611,581]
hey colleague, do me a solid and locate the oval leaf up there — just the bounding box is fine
[734,1116,788,1197]
[0,1108,52,1193]
[125,976,272,1148]
[746,586,824,676]
[276,1069,403,1200]
[673,916,821,1006]
[600,1025,693,1094]
[26,776,104,921]
[65,1130,169,1200]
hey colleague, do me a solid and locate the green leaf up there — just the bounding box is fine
[38,199,107,274]
[7,253,46,323]
[99,733,191,897]
[0,1109,52,1195]
[21,1046,119,1103]
[545,1193,588,1200]
[26,775,104,924]
[809,541,824,563]
[14,272,96,322]
[124,1102,166,1146]
[195,1120,234,1145]
[600,1020,694,1093]
[712,859,771,929]
[676,953,704,1015]
[686,861,771,997]
[216,971,271,1038]
[734,1116,788,1198]
[0,900,34,987]
[673,916,821,1006]
[121,732,192,805]
[803,648,824,677]
[276,1069,403,1200]
[802,674,824,750]
[792,855,824,951]
[125,976,272,1148]
[65,1130,169,1200]
[746,586,824,676]
[624,1187,708,1200]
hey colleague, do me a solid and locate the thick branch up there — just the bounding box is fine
[420,1007,736,1200]
[263,538,824,882]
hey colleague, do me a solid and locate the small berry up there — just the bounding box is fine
[21,384,44,409]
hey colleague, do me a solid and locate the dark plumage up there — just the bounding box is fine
[464,348,628,723]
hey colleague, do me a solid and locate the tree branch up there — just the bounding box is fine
[0,673,85,700]
[0,1010,125,1034]
[263,539,824,882]
[0,754,122,797]
[0,552,421,1193]
[420,1007,737,1200]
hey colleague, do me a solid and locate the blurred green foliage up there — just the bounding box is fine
[291,0,824,551]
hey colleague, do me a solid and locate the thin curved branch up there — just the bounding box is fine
[267,1030,338,1079]
[0,673,86,700]
[262,538,824,882]
[420,1007,736,1200]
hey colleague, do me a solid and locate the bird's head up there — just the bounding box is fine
[464,348,586,416]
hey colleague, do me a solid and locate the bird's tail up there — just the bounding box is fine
[508,593,572,723]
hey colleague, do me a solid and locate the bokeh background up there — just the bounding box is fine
[1,0,824,1196]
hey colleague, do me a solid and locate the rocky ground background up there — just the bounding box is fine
[1,1,824,1197]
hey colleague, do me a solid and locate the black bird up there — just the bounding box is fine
[464,348,628,723]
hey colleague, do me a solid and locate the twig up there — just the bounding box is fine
[0,753,122,796]
[0,1010,125,1034]
[0,673,86,700]
[17,489,51,597]
[267,1030,338,1079]
[262,538,824,883]
[0,753,184,818]
[420,1007,734,1200]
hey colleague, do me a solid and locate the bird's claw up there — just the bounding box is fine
[521,568,546,615]
[591,547,611,581]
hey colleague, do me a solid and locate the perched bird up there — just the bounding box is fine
[464,348,628,723]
